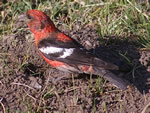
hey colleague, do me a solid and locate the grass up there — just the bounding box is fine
[0,0,149,47]
[0,0,150,112]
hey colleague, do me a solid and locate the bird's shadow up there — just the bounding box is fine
[87,36,150,94]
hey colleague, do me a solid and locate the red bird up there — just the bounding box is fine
[26,9,129,90]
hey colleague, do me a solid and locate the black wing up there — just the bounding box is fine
[38,36,117,69]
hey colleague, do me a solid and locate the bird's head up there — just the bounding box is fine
[26,9,56,34]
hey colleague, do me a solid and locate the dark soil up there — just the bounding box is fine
[0,19,150,113]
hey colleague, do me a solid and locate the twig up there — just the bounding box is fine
[23,89,37,101]
[0,53,11,55]
[40,72,52,96]
[83,2,111,7]
[0,98,6,113]
[64,86,82,93]
[0,81,3,86]
[139,48,150,51]
[141,101,150,113]
[11,82,36,91]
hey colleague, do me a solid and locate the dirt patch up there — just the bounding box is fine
[0,20,150,113]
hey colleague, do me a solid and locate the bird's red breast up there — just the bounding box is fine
[39,51,65,67]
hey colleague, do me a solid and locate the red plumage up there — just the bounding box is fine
[26,9,129,90]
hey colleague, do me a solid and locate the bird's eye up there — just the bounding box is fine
[27,14,32,19]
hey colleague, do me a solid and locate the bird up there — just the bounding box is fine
[25,9,129,90]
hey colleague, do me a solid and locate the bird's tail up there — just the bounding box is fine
[92,66,130,90]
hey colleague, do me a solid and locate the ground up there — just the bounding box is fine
[0,0,150,113]
[0,21,150,113]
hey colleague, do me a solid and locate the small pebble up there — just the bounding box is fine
[29,76,42,89]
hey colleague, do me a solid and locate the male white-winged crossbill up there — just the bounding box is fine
[26,9,129,90]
